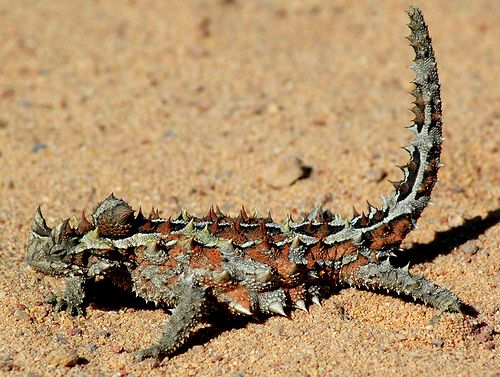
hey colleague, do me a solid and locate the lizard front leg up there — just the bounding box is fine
[47,275,87,316]
[135,281,208,361]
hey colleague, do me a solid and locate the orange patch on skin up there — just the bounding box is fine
[217,227,247,244]
[189,247,223,269]
[167,275,179,287]
[156,221,172,234]
[203,248,223,266]
[307,242,358,267]
[223,286,251,309]
[245,247,275,267]
[369,217,411,250]
[276,260,299,279]
[137,220,155,233]
[309,223,331,239]
[339,255,369,278]
[413,108,425,125]
[288,285,306,302]
[168,244,187,257]
[431,111,442,121]
[244,244,290,273]
[419,162,438,195]
[327,241,358,261]
[306,243,326,268]
[414,95,425,107]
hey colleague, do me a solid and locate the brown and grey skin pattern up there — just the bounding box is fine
[26,6,462,362]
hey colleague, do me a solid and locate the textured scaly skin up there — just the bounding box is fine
[27,6,462,362]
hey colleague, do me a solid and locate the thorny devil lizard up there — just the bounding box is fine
[27,6,462,362]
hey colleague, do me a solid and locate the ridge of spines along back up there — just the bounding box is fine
[350,6,443,231]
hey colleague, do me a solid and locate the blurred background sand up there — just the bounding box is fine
[0,1,498,375]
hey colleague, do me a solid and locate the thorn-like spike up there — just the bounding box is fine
[402,145,414,155]
[268,302,286,316]
[311,296,321,307]
[229,302,252,316]
[256,269,273,283]
[239,206,249,222]
[373,209,384,222]
[148,207,157,220]
[63,218,73,234]
[282,217,291,233]
[209,218,220,233]
[389,180,401,190]
[188,236,198,250]
[286,263,298,275]
[314,206,324,222]
[290,235,301,249]
[212,270,231,283]
[399,182,410,194]
[214,205,224,218]
[407,160,418,172]
[77,210,93,233]
[180,208,191,221]
[294,300,308,313]
[352,206,360,218]
[252,208,263,219]
[184,218,195,232]
[207,206,217,221]
[220,239,234,252]
[32,206,52,236]
[68,216,79,230]
[145,241,159,255]
[157,217,172,234]
[380,194,388,206]
[366,200,377,214]
[136,207,145,220]
[360,212,369,226]
[52,219,70,242]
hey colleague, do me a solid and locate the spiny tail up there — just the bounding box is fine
[347,7,462,313]
[353,6,443,233]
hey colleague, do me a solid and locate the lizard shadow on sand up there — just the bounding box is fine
[89,208,499,357]
[387,208,499,317]
[397,208,499,266]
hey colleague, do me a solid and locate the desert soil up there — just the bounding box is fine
[0,1,498,376]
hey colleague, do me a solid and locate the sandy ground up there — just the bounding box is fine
[0,1,498,376]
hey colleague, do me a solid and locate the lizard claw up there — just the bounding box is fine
[47,294,84,316]
[134,346,165,362]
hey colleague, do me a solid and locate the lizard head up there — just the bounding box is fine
[27,207,86,276]
[27,194,136,277]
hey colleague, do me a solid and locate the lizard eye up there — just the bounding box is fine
[49,244,67,259]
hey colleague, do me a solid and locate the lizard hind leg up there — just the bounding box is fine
[135,281,208,362]
[355,259,462,313]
